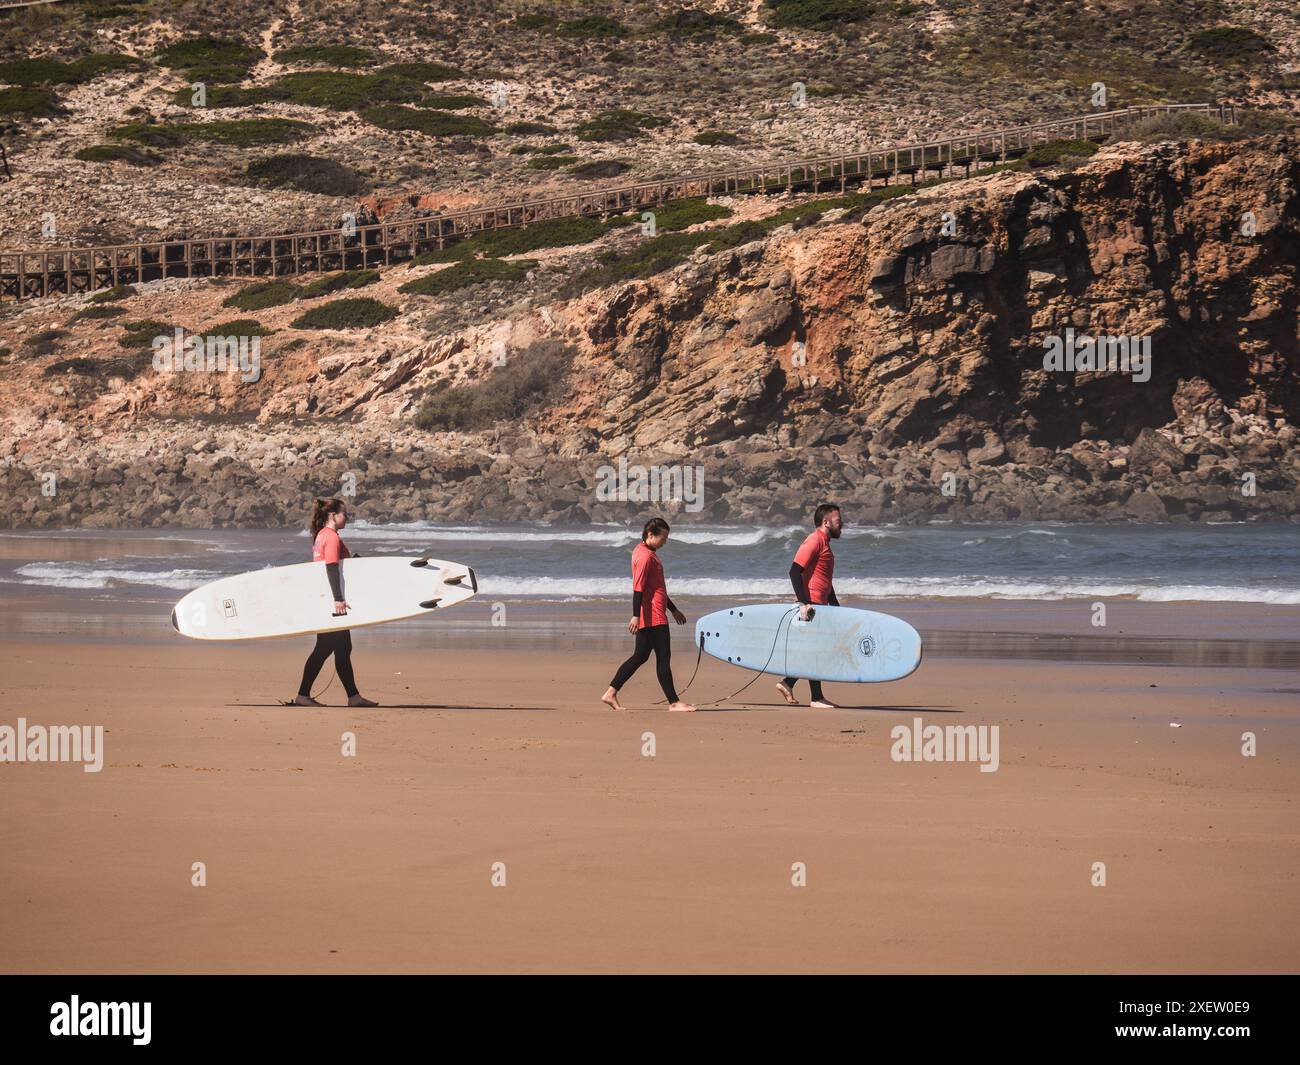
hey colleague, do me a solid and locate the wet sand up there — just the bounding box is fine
[1,597,1297,973]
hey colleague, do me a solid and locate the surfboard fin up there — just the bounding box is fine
[419,598,443,609]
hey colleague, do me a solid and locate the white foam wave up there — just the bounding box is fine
[6,563,220,591]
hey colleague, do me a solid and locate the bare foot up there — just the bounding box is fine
[348,695,379,707]
[668,701,697,713]
[775,682,798,705]
[601,687,625,711]
[293,694,323,706]
[810,699,840,710]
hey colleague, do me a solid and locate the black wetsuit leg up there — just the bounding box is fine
[611,624,678,702]
[299,630,359,698]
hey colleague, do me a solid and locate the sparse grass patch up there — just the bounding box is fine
[112,118,316,146]
[25,329,66,356]
[695,130,739,146]
[413,339,575,431]
[290,297,398,329]
[420,94,486,110]
[648,196,733,231]
[120,319,172,347]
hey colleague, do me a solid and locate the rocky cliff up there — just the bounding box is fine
[1,135,1297,527]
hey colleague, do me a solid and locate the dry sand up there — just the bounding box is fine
[1,605,1297,974]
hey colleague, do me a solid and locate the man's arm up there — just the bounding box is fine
[789,561,811,604]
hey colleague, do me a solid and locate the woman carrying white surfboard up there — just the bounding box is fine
[777,503,842,709]
[601,517,696,713]
[293,498,379,708]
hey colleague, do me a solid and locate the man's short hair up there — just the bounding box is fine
[813,503,840,528]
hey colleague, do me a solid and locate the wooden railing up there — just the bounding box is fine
[0,102,1237,302]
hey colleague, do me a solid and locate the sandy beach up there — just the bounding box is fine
[1,594,1296,974]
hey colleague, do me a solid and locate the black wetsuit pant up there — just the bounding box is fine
[782,676,825,702]
[610,624,679,703]
[299,630,359,698]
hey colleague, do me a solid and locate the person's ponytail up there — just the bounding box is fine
[310,497,344,539]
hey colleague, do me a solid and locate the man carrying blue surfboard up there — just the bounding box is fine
[776,503,842,709]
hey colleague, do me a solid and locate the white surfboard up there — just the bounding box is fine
[171,556,478,641]
[694,603,922,683]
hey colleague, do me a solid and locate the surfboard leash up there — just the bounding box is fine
[653,631,705,706]
[701,606,801,708]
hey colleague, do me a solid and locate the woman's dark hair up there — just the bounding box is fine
[642,517,670,542]
[311,498,346,538]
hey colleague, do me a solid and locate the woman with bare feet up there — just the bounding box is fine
[293,498,379,708]
[601,517,695,713]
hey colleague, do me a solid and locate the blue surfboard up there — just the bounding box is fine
[694,603,922,683]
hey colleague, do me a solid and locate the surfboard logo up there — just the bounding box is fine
[221,598,237,618]
[858,636,875,657]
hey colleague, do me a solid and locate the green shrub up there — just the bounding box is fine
[575,109,667,142]
[653,9,743,37]
[244,154,368,195]
[695,130,740,146]
[505,120,558,135]
[278,45,378,67]
[73,304,125,320]
[75,143,159,165]
[1019,138,1100,167]
[569,159,630,179]
[379,62,464,83]
[0,87,61,118]
[91,284,134,304]
[421,94,485,110]
[527,154,579,169]
[298,270,380,298]
[203,318,274,336]
[362,105,496,136]
[223,281,299,311]
[0,53,143,86]
[25,329,66,355]
[399,257,537,296]
[646,196,733,231]
[513,14,557,31]
[120,319,172,347]
[1187,27,1272,65]
[154,37,263,83]
[290,297,398,329]
[111,118,315,147]
[413,340,575,431]
[764,0,872,30]
[555,16,626,38]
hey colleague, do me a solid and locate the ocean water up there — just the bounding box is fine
[1,521,1298,605]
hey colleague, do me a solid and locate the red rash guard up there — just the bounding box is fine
[313,526,351,563]
[793,527,834,605]
[631,542,669,628]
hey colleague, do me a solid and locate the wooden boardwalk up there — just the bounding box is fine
[0,102,1237,302]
